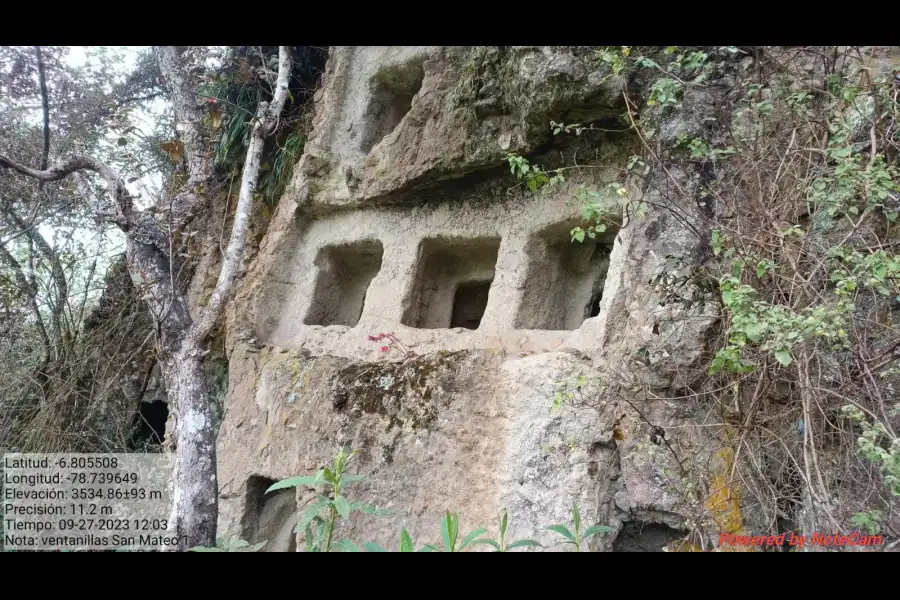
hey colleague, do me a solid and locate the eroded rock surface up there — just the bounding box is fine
[216,45,725,551]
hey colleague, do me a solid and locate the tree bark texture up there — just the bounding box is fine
[0,45,293,550]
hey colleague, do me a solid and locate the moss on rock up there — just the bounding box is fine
[330,350,470,430]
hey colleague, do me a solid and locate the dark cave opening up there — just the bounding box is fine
[613,521,687,552]
[515,220,614,331]
[401,236,500,330]
[585,290,603,319]
[450,280,492,330]
[134,400,168,448]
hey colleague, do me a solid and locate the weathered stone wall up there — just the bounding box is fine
[217,46,722,551]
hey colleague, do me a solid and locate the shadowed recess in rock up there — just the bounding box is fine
[612,521,687,552]
[402,236,500,330]
[359,58,425,154]
[304,240,384,327]
[515,219,616,331]
[132,400,168,448]
[242,475,299,552]
[451,280,491,330]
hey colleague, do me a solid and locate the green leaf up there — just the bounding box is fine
[441,512,453,552]
[322,467,336,483]
[583,525,615,537]
[506,539,544,550]
[458,527,489,551]
[742,321,767,342]
[572,503,581,535]
[336,539,362,552]
[774,349,792,367]
[352,503,393,516]
[303,523,314,550]
[364,541,388,552]
[334,495,350,519]
[266,472,324,493]
[400,529,414,552]
[571,228,586,243]
[471,538,502,551]
[341,474,366,484]
[721,290,734,306]
[546,525,576,543]
[295,497,331,532]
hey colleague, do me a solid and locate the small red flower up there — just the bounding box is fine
[367,335,379,342]
[380,346,390,353]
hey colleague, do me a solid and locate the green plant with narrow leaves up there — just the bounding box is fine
[420,512,488,552]
[471,509,544,552]
[349,528,432,553]
[266,447,388,552]
[264,128,308,204]
[546,503,613,552]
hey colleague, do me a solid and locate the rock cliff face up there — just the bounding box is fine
[213,47,749,551]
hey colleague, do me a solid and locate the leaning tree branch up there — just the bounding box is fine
[33,42,53,212]
[2,47,293,551]
[190,45,292,344]
[0,155,134,226]
[0,153,139,360]
[34,46,51,173]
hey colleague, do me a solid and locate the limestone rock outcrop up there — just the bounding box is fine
[216,46,730,551]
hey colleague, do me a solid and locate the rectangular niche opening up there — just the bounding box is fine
[402,236,501,330]
[451,281,492,330]
[359,59,425,154]
[242,476,298,553]
[514,220,617,331]
[303,239,383,327]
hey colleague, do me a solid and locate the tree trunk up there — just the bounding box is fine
[0,45,293,551]
[165,346,218,549]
